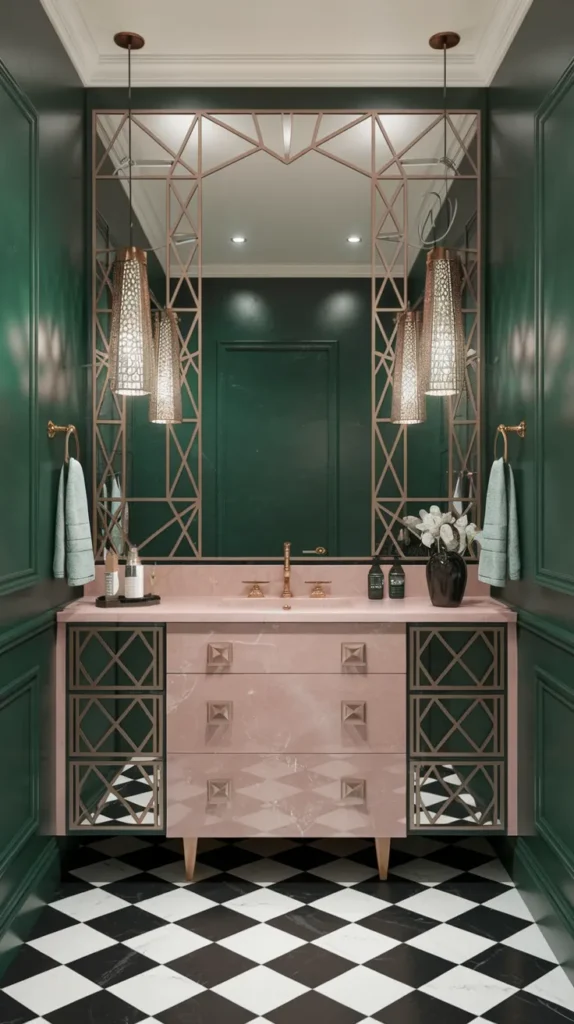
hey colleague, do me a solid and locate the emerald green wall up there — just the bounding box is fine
[487,0,574,972]
[0,0,85,972]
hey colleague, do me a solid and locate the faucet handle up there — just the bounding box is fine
[242,581,269,598]
[302,547,327,555]
[305,580,332,598]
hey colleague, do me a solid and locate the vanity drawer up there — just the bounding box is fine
[167,623,406,675]
[166,752,407,838]
[167,672,405,754]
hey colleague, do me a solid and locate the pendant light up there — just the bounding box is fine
[422,31,465,398]
[109,31,153,397]
[149,310,182,423]
[391,309,426,424]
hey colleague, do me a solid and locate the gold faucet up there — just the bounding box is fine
[282,541,292,598]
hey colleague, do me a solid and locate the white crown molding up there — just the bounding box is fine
[39,0,99,85]
[90,52,480,89]
[476,0,534,85]
[200,263,376,278]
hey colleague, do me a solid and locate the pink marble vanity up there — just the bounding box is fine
[52,565,518,879]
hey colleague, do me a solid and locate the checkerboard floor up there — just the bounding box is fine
[1,835,573,1024]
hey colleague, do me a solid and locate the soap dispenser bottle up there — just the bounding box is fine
[125,545,145,600]
[368,556,384,600]
[389,557,405,599]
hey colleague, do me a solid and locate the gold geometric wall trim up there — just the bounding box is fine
[410,761,504,831]
[68,626,164,690]
[409,626,505,690]
[410,694,504,757]
[69,759,163,831]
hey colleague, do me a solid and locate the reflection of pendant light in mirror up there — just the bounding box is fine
[109,31,153,397]
[149,310,182,424]
[422,31,465,397]
[391,309,426,424]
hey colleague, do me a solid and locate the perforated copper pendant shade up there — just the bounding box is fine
[149,309,182,423]
[391,310,426,424]
[109,247,153,396]
[421,247,465,396]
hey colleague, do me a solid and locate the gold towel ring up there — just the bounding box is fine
[494,421,526,462]
[47,421,80,463]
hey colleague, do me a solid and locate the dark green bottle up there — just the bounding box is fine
[389,557,405,599]
[368,557,384,600]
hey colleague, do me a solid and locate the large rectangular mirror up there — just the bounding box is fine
[93,109,480,561]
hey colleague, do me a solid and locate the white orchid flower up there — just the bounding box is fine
[421,531,436,548]
[440,523,457,551]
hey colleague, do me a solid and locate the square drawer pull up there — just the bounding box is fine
[207,701,233,724]
[207,642,233,668]
[341,643,366,668]
[207,778,231,804]
[341,777,367,803]
[341,700,367,724]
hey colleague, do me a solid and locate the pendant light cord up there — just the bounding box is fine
[128,41,133,249]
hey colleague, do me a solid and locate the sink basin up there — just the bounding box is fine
[218,596,360,610]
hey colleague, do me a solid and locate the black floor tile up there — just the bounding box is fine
[267,942,351,986]
[118,846,182,872]
[274,846,337,871]
[267,990,363,1024]
[434,873,511,903]
[486,989,574,1023]
[198,845,262,872]
[272,906,345,941]
[467,942,557,988]
[373,989,475,1023]
[366,942,454,986]
[44,989,146,1024]
[71,942,157,987]
[449,905,531,942]
[167,944,253,987]
[179,905,255,941]
[89,905,166,942]
[427,845,494,872]
[104,878,178,904]
[0,989,36,1023]
[156,990,253,1023]
[269,875,341,904]
[361,904,438,941]
[0,945,59,985]
[26,907,76,940]
[184,876,258,904]
[354,878,427,904]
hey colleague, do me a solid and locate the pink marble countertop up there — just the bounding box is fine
[57,595,516,624]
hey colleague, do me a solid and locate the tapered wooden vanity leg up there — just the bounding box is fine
[375,838,391,880]
[183,838,198,881]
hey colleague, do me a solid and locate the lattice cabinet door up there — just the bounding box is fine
[408,624,506,832]
[67,625,165,832]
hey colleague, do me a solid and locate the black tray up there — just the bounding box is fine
[95,594,161,607]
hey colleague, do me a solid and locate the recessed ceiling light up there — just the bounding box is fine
[347,235,362,244]
[231,235,246,244]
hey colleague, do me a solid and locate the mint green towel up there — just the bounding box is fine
[477,457,520,587]
[53,458,95,587]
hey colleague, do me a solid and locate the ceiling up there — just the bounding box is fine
[42,0,532,87]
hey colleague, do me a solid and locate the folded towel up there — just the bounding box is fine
[477,457,520,587]
[53,457,95,587]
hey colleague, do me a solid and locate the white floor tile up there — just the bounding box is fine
[213,965,309,1016]
[524,965,574,1011]
[389,857,463,887]
[224,889,303,922]
[87,837,151,857]
[69,857,143,887]
[218,923,305,964]
[29,923,117,964]
[136,888,216,922]
[313,923,400,964]
[228,858,301,886]
[501,922,558,963]
[482,887,534,921]
[148,860,221,886]
[50,888,129,922]
[109,965,205,1014]
[308,858,378,886]
[309,888,389,922]
[407,923,495,964]
[4,966,100,1015]
[317,965,412,1016]
[397,888,477,922]
[421,964,518,1016]
[469,860,513,885]
[124,923,211,963]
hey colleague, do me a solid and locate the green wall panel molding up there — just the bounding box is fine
[0,60,38,597]
[0,838,60,980]
[535,667,574,876]
[0,668,40,877]
[534,58,574,595]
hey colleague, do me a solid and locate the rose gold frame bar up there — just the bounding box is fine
[92,109,481,561]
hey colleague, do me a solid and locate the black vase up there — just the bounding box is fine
[426,549,467,607]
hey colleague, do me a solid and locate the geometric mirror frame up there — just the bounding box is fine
[93,109,481,561]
